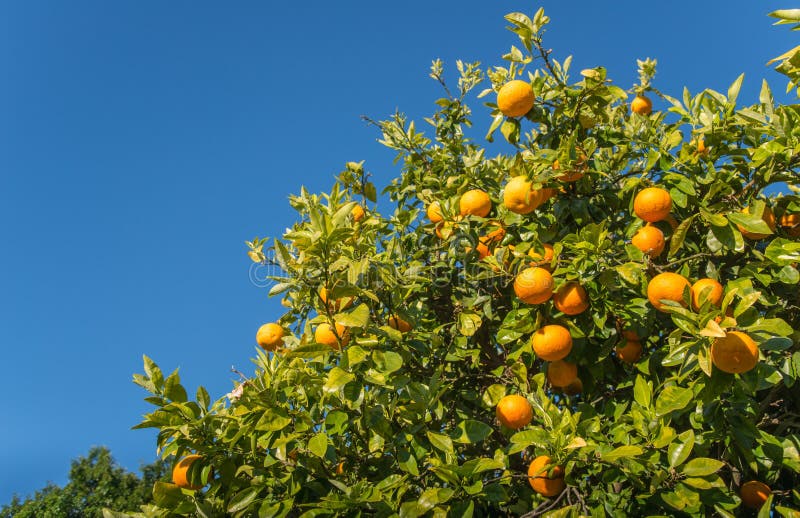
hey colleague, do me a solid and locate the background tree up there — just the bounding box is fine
[0,447,168,518]
[130,7,799,517]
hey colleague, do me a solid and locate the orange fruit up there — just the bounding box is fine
[532,324,573,361]
[319,286,354,312]
[335,462,345,476]
[695,138,709,155]
[690,278,724,311]
[616,340,643,363]
[351,205,365,222]
[740,480,771,509]
[474,222,506,259]
[553,282,589,316]
[459,189,492,218]
[172,455,203,490]
[547,360,578,388]
[622,329,640,341]
[426,201,443,223]
[256,323,284,351]
[553,154,587,182]
[315,322,350,350]
[528,243,555,270]
[647,272,691,312]
[780,212,800,237]
[631,226,665,257]
[388,315,412,333]
[631,95,653,115]
[711,331,759,374]
[497,80,535,118]
[514,267,555,304]
[503,176,545,214]
[634,187,672,223]
[528,455,566,497]
[737,205,776,240]
[495,394,533,429]
[563,378,583,396]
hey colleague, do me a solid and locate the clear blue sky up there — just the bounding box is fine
[0,0,793,502]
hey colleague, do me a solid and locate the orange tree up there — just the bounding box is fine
[123,7,800,517]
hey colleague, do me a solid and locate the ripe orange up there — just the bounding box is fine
[503,176,545,214]
[647,272,691,312]
[631,95,653,115]
[547,360,578,388]
[315,322,350,350]
[690,278,724,311]
[711,331,759,374]
[474,222,506,259]
[695,138,709,155]
[459,189,492,218]
[528,455,566,497]
[388,315,412,333]
[532,324,573,361]
[435,220,455,239]
[351,205,365,222]
[634,187,672,223]
[256,323,284,351]
[740,480,771,509]
[780,212,800,237]
[426,201,443,223]
[631,226,665,257]
[172,455,203,490]
[497,80,535,118]
[335,462,345,476]
[616,340,643,363]
[563,378,583,396]
[553,282,589,316]
[319,287,354,312]
[622,329,640,341]
[528,243,555,270]
[737,205,776,240]
[495,394,533,429]
[553,154,587,182]
[514,267,555,304]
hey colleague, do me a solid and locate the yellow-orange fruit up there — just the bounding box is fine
[616,340,643,363]
[495,394,533,429]
[532,324,573,361]
[459,189,492,218]
[695,138,709,155]
[553,282,589,316]
[553,154,587,182]
[319,287,354,312]
[474,222,506,259]
[634,187,672,223]
[690,278,724,311]
[740,480,771,510]
[622,329,640,341]
[335,462,345,476]
[631,226,665,257]
[256,323,284,351]
[528,456,566,497]
[647,272,691,312]
[711,331,759,374]
[738,206,776,240]
[514,267,555,304]
[315,322,349,350]
[388,315,412,333]
[503,176,545,215]
[426,201,443,223]
[528,243,555,270]
[547,360,578,388]
[631,95,653,115]
[497,80,535,118]
[172,455,203,490]
[351,205,365,222]
[780,212,800,237]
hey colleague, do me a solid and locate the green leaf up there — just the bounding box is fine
[308,432,328,458]
[749,318,793,336]
[324,367,355,393]
[346,345,369,365]
[256,409,292,432]
[335,303,370,328]
[669,215,695,258]
[655,385,694,416]
[728,212,773,235]
[227,487,261,514]
[427,431,454,454]
[373,350,403,374]
[143,355,164,392]
[681,457,724,476]
[286,344,332,359]
[451,420,493,444]
[601,445,643,462]
[634,375,652,408]
[765,238,800,265]
[458,311,482,337]
[152,482,185,507]
[164,370,187,403]
[668,430,695,467]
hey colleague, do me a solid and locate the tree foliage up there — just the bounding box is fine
[131,7,800,517]
[0,447,168,518]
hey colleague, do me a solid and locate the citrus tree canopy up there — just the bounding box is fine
[125,7,800,517]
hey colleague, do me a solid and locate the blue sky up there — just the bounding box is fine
[0,0,794,502]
